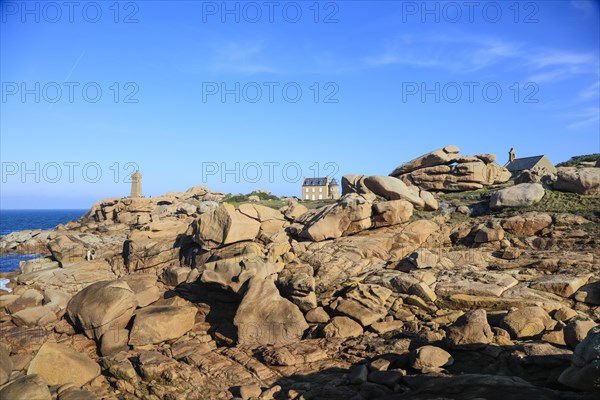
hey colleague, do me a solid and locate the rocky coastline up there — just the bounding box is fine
[1,146,599,399]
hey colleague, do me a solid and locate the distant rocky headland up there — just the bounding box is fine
[1,146,599,399]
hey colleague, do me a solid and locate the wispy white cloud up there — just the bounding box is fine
[578,80,600,100]
[524,50,598,82]
[365,34,598,82]
[570,0,599,18]
[363,32,599,131]
[186,40,280,75]
[565,106,600,130]
[364,35,523,72]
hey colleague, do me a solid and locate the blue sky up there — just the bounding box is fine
[1,0,599,208]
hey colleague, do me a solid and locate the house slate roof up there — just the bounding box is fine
[505,155,545,172]
[303,177,328,186]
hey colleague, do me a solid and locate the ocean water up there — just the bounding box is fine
[0,209,87,277]
[0,209,87,236]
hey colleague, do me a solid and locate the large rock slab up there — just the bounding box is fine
[489,183,545,209]
[558,324,600,391]
[331,284,392,327]
[0,375,51,400]
[363,176,425,207]
[322,316,364,338]
[564,319,597,349]
[19,257,59,274]
[201,258,277,294]
[16,260,116,293]
[389,146,510,192]
[282,201,308,221]
[234,277,308,346]
[120,274,162,307]
[66,280,137,340]
[129,305,197,346]
[11,306,57,327]
[530,274,592,298]
[277,263,317,312]
[502,212,552,236]
[574,281,600,305]
[192,204,260,249]
[48,233,125,266]
[125,218,191,271]
[342,174,370,195]
[342,175,438,211]
[0,343,12,385]
[446,309,493,349]
[555,168,600,195]
[372,200,414,228]
[299,194,373,241]
[411,345,453,370]
[27,341,100,386]
[390,145,461,176]
[501,306,554,339]
[238,204,285,222]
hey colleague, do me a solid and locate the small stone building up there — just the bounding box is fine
[301,177,340,200]
[504,148,556,177]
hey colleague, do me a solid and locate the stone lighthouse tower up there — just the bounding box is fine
[130,170,142,198]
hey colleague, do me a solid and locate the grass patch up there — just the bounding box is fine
[521,189,600,221]
[438,188,600,227]
[556,154,600,167]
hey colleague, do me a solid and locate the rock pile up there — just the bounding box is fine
[0,159,599,399]
[555,167,600,195]
[389,145,511,191]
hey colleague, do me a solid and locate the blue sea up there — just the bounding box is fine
[0,209,87,275]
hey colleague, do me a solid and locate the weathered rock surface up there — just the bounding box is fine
[331,284,392,327]
[298,194,420,241]
[0,375,52,400]
[389,146,511,192]
[129,305,197,346]
[299,194,373,241]
[17,260,116,293]
[501,307,554,339]
[323,316,364,338]
[234,277,308,346]
[11,305,57,326]
[1,176,598,399]
[411,346,454,370]
[363,176,425,207]
[390,145,461,175]
[341,175,438,211]
[555,168,600,195]
[0,342,12,385]
[192,204,261,249]
[489,183,545,209]
[201,258,277,294]
[446,309,493,348]
[502,212,552,236]
[564,319,597,349]
[66,280,137,340]
[558,324,600,391]
[27,341,100,386]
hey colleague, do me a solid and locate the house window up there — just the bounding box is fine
[318,194,322,200]
[305,195,309,200]
[319,187,322,193]
[312,188,315,192]
[312,194,315,200]
[305,188,308,193]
